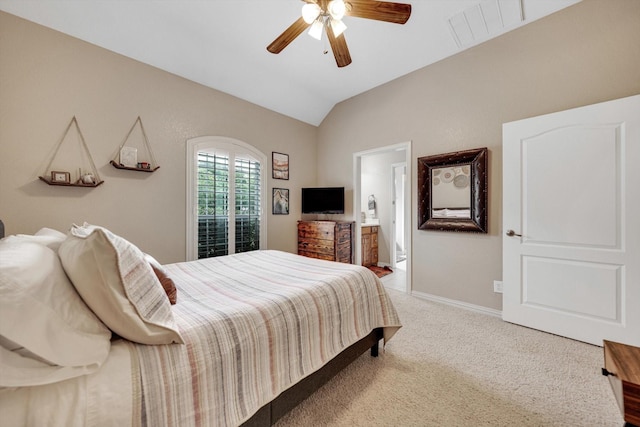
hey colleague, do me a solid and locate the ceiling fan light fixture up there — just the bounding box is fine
[328,0,346,20]
[330,18,347,37]
[308,18,324,40]
[268,0,411,68]
[302,3,321,24]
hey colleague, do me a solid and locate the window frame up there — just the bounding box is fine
[186,136,267,261]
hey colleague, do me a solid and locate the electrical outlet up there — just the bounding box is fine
[493,280,503,293]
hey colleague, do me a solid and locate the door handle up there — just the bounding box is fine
[506,230,522,237]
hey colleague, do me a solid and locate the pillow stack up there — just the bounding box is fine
[0,224,183,388]
[0,229,111,387]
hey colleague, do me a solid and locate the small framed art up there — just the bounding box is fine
[272,152,289,180]
[272,188,289,215]
[51,171,71,184]
[120,146,138,168]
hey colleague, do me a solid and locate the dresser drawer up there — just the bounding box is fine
[298,222,335,240]
[298,250,334,262]
[298,239,333,256]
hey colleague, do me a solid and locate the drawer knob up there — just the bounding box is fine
[601,367,616,377]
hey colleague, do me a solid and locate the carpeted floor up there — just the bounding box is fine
[275,289,623,426]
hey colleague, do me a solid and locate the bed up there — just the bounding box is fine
[0,223,401,426]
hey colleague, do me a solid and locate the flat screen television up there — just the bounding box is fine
[301,187,345,214]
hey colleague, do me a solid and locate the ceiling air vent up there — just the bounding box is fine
[448,0,524,48]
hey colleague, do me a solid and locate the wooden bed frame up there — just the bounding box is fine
[242,327,384,426]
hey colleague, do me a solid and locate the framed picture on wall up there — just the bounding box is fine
[50,171,71,184]
[272,152,289,180]
[272,188,289,215]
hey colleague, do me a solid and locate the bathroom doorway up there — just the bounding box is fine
[353,142,411,293]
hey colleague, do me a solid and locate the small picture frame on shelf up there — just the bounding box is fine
[51,171,71,184]
[272,188,289,215]
[120,147,138,167]
[272,152,289,180]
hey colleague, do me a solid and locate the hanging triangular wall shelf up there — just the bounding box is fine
[110,116,160,172]
[38,116,104,187]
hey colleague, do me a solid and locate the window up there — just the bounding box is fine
[187,137,266,260]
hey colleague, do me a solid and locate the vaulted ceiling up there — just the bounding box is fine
[0,0,581,125]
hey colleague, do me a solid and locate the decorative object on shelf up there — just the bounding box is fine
[119,146,138,168]
[417,147,487,233]
[272,152,289,180]
[110,116,159,172]
[272,188,289,215]
[80,172,96,185]
[38,116,104,187]
[51,171,71,184]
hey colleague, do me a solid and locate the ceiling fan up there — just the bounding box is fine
[267,0,412,68]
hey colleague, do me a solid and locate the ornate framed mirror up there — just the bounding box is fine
[417,147,488,233]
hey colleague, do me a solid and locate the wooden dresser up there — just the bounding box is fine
[361,225,379,267]
[602,340,640,427]
[297,220,354,264]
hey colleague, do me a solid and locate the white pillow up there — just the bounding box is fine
[0,239,112,386]
[58,224,183,345]
[34,227,67,239]
[6,227,67,251]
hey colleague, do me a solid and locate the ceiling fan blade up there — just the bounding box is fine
[267,17,310,54]
[346,0,411,24]
[326,23,352,67]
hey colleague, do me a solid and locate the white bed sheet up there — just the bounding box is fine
[0,340,133,426]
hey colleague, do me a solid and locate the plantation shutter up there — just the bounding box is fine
[197,151,261,259]
[234,157,261,253]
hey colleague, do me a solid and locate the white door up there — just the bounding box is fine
[503,95,640,347]
[391,162,406,265]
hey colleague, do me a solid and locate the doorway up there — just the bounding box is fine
[353,142,411,293]
[502,95,640,346]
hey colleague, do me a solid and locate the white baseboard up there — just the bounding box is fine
[410,290,502,318]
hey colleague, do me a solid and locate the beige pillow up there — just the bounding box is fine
[59,224,183,345]
[145,253,177,305]
[0,239,111,386]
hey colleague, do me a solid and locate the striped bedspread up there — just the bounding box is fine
[128,250,402,427]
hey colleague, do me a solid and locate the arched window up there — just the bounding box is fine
[186,136,267,261]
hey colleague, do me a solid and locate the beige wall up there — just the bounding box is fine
[1,0,639,312]
[317,0,640,310]
[0,12,317,264]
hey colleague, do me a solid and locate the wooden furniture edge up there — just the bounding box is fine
[241,327,384,426]
[603,340,640,427]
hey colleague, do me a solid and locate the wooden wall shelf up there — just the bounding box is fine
[38,176,104,187]
[110,160,159,173]
[39,116,103,189]
[111,117,160,172]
